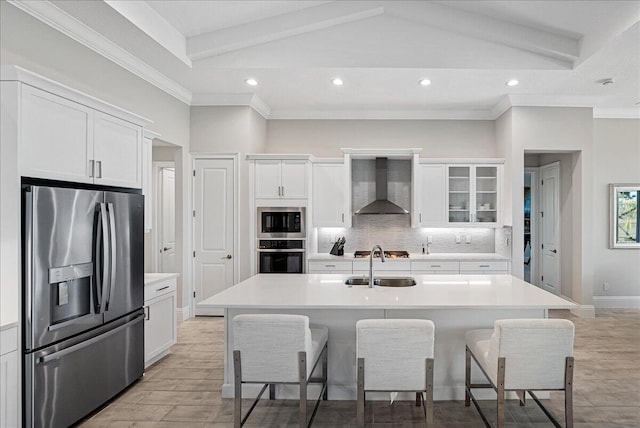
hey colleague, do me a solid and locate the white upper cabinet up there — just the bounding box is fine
[281,160,307,199]
[417,164,446,226]
[12,68,148,189]
[20,85,94,184]
[255,159,308,199]
[446,164,500,225]
[313,162,350,227]
[93,111,142,188]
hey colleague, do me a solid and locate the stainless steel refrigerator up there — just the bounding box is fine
[22,182,145,428]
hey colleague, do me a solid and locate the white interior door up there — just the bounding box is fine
[159,168,176,272]
[539,162,560,294]
[193,158,235,316]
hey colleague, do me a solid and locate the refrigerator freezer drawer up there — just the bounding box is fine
[25,313,144,428]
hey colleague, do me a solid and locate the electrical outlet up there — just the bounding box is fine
[603,283,610,291]
[455,235,461,244]
[465,234,472,244]
[427,235,433,244]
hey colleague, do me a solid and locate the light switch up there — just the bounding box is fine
[455,235,461,244]
[466,234,472,244]
[427,235,433,244]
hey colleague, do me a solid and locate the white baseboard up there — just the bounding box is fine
[176,305,191,321]
[593,296,640,309]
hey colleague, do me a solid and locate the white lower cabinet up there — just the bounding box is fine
[144,278,177,368]
[1,326,18,428]
[308,258,509,275]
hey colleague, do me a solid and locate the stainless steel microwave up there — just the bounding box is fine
[257,207,306,238]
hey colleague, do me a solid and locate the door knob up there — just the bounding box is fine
[221,254,232,260]
[551,249,557,253]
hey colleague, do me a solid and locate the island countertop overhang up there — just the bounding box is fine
[198,274,576,310]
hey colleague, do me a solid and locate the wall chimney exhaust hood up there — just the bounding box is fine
[355,158,409,215]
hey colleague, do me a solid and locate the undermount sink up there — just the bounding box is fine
[345,276,417,287]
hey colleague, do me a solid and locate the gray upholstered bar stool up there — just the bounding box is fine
[232,314,328,428]
[356,319,435,427]
[465,319,575,428]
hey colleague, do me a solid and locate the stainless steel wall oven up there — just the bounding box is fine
[257,240,306,274]
[257,207,306,238]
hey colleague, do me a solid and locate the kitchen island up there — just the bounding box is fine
[198,273,575,401]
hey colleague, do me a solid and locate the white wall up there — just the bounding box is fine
[266,119,496,157]
[505,107,594,311]
[592,119,640,297]
[190,106,267,282]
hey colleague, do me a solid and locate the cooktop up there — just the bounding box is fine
[353,250,410,259]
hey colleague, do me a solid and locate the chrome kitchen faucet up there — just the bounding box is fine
[369,245,385,288]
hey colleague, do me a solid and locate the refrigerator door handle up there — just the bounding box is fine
[37,314,144,364]
[98,203,110,314]
[106,203,117,311]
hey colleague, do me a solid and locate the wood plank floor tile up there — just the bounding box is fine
[78,308,640,427]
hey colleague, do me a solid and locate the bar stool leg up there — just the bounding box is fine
[465,347,471,407]
[565,357,574,428]
[269,384,276,400]
[356,358,365,428]
[233,350,242,428]
[516,390,526,406]
[322,344,328,400]
[426,358,434,426]
[497,357,506,428]
[299,352,307,428]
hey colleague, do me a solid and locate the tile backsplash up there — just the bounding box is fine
[317,215,495,253]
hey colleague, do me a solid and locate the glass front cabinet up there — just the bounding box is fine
[446,165,500,225]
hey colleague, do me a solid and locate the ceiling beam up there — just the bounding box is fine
[186,2,385,60]
[385,1,580,68]
[104,0,192,67]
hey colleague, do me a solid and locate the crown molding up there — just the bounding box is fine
[593,108,640,119]
[268,109,496,120]
[1,65,153,126]
[8,0,192,105]
[191,93,271,119]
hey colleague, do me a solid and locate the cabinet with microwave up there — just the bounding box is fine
[254,159,308,199]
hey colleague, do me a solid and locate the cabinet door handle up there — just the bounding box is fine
[281,186,285,197]
[341,213,344,223]
[479,265,490,268]
[156,285,170,292]
[278,186,282,197]
[96,160,103,178]
[325,264,336,268]
[430,265,441,268]
[144,305,150,320]
[420,213,422,223]
[88,160,95,177]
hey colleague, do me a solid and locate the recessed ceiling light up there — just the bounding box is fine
[245,78,258,86]
[332,78,344,86]
[506,79,519,86]
[419,79,431,86]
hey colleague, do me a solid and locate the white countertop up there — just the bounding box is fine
[198,274,574,310]
[308,252,510,261]
[144,273,180,287]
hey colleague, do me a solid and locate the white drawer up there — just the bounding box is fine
[308,261,352,272]
[144,278,177,302]
[459,261,508,272]
[352,260,411,272]
[411,261,460,272]
[412,270,459,275]
[308,270,352,274]
[0,325,18,355]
